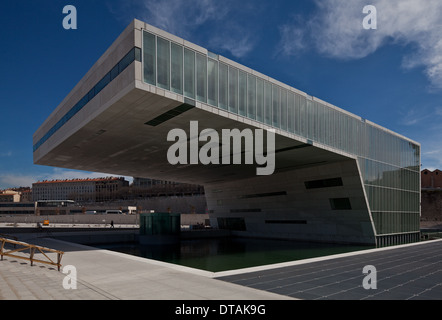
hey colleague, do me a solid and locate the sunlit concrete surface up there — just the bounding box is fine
[0,237,293,300]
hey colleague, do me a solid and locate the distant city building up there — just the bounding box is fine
[421,169,442,222]
[421,169,442,189]
[0,190,21,202]
[32,177,129,202]
[133,177,175,188]
[7,187,33,202]
[132,177,204,197]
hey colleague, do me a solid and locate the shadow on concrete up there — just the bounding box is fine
[1,228,139,253]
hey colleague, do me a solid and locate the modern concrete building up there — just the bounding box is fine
[33,19,421,246]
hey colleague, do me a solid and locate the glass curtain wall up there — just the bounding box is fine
[142,30,420,237]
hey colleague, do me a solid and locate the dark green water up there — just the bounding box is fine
[98,237,373,272]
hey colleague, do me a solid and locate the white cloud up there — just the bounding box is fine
[279,0,442,89]
[423,149,441,156]
[208,23,257,59]
[112,0,259,58]
[414,119,442,170]
[0,174,36,189]
[399,108,431,126]
[399,105,442,169]
[421,140,442,170]
[435,107,442,116]
[0,151,12,157]
[132,0,228,38]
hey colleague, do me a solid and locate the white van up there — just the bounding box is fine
[105,210,123,215]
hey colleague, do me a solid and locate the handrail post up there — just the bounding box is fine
[57,253,62,271]
[1,239,4,261]
[30,246,35,267]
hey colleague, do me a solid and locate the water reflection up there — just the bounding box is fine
[99,238,372,272]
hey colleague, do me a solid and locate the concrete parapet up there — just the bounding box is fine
[0,213,209,227]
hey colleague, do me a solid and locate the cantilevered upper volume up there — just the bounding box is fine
[33,19,421,245]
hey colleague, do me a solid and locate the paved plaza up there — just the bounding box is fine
[1,234,441,300]
[0,236,292,300]
[217,239,442,300]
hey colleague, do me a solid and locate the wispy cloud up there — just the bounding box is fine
[111,0,261,59]
[0,151,12,157]
[435,107,442,116]
[129,0,228,38]
[0,174,35,189]
[421,138,442,170]
[208,23,257,59]
[279,0,442,90]
[407,105,442,169]
[399,108,431,126]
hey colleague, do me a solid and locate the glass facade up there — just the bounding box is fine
[170,43,183,95]
[142,30,421,239]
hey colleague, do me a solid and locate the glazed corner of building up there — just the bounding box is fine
[32,18,422,247]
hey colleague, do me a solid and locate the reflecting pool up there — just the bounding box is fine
[98,237,373,272]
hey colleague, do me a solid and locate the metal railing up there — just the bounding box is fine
[0,238,64,271]
[0,233,18,241]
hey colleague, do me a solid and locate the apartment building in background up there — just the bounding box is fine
[32,177,129,202]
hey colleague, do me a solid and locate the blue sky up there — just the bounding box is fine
[1,0,441,189]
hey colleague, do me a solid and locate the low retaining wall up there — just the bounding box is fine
[1,228,230,246]
[0,214,209,226]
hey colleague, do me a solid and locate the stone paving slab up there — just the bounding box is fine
[0,257,109,300]
[0,237,293,300]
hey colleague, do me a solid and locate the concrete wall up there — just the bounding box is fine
[205,160,375,245]
[135,195,207,214]
[79,195,207,214]
[0,213,208,226]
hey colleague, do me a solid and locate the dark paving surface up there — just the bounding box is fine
[216,240,442,300]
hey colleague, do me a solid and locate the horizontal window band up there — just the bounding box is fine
[305,177,343,189]
[217,217,246,231]
[275,144,312,154]
[265,220,307,224]
[230,208,261,213]
[33,47,141,152]
[238,191,287,199]
[144,103,194,126]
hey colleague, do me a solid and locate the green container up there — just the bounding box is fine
[139,212,181,236]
